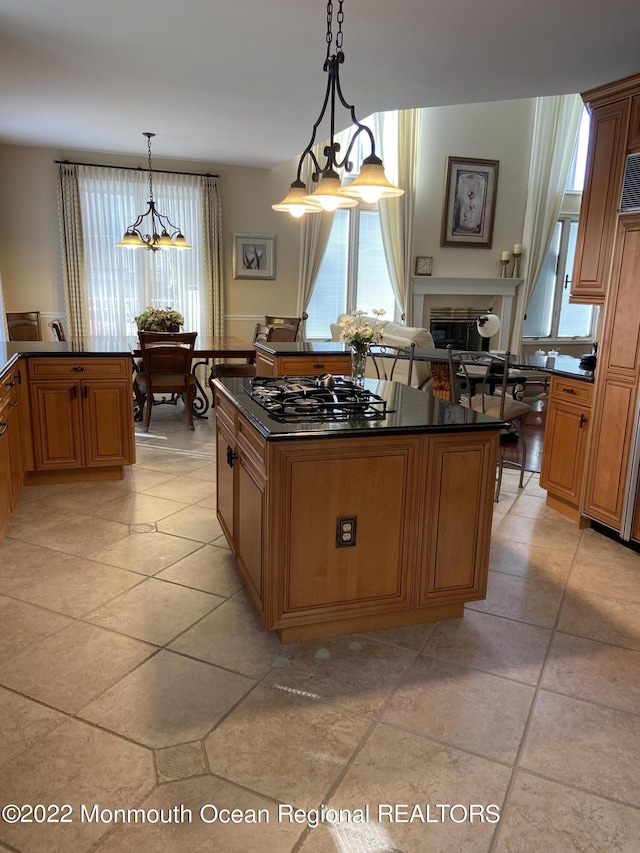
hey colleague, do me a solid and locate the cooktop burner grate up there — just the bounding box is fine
[245,376,388,423]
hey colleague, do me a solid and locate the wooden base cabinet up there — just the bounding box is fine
[540,376,593,521]
[255,350,352,378]
[28,358,135,473]
[215,387,498,642]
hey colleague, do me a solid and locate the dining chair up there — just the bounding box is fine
[264,316,302,340]
[6,311,42,341]
[447,346,532,501]
[211,323,299,383]
[134,331,198,431]
[368,342,416,385]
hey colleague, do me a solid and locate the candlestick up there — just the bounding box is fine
[500,258,509,278]
[511,247,522,278]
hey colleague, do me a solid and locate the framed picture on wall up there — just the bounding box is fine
[440,157,499,248]
[232,234,276,279]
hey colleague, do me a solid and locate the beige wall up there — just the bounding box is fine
[0,144,301,342]
[0,98,537,341]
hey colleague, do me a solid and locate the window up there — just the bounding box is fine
[524,106,597,342]
[306,207,395,338]
[565,106,591,192]
[77,166,206,337]
[523,216,596,340]
[305,114,398,339]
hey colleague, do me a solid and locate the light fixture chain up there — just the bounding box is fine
[325,0,333,64]
[147,133,154,204]
[336,0,344,52]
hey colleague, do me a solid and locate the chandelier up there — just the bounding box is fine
[118,132,191,251]
[272,0,404,218]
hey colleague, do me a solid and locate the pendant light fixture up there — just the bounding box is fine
[272,0,404,217]
[118,133,191,251]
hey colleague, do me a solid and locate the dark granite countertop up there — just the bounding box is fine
[214,376,506,440]
[254,342,595,382]
[0,338,134,375]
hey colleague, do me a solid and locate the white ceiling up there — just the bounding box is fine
[1,0,639,169]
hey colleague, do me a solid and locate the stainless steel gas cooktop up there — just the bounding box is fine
[246,376,388,423]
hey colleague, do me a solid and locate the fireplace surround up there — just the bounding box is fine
[412,277,523,351]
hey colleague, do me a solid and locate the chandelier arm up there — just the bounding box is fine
[332,57,377,169]
[295,71,334,181]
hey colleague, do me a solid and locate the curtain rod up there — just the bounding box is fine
[54,159,218,179]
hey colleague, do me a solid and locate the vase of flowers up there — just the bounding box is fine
[135,306,185,332]
[338,309,386,385]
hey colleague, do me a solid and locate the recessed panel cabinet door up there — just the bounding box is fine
[215,425,235,552]
[82,380,135,466]
[30,380,84,469]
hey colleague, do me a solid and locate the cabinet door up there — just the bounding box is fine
[540,399,589,504]
[6,394,23,508]
[418,432,497,605]
[82,380,135,466]
[583,215,640,530]
[570,99,630,304]
[236,451,265,607]
[30,380,84,469]
[0,411,11,540]
[215,423,236,552]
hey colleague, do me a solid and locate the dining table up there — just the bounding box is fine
[131,334,255,417]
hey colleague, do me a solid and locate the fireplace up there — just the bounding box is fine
[411,276,524,352]
[429,307,491,351]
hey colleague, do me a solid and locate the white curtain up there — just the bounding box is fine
[374,109,422,321]
[509,94,583,352]
[75,165,207,338]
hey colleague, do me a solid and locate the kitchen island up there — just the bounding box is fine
[213,375,504,642]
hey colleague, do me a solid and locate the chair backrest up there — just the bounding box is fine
[368,343,416,386]
[264,316,301,340]
[253,322,298,343]
[48,319,66,341]
[446,346,510,416]
[7,311,42,341]
[138,331,198,379]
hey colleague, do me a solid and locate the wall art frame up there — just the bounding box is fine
[232,233,276,279]
[440,156,499,248]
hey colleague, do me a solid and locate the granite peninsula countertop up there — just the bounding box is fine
[0,338,134,374]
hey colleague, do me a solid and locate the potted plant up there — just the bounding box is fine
[135,306,184,332]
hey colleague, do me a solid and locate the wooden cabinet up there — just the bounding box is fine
[255,349,352,378]
[570,99,630,304]
[213,384,498,642]
[540,376,594,520]
[28,358,135,473]
[214,391,266,614]
[582,214,640,531]
[0,393,11,542]
[3,365,24,509]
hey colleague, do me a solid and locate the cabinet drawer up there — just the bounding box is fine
[277,355,351,375]
[28,357,132,380]
[215,391,237,434]
[550,376,594,407]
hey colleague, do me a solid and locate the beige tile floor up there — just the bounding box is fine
[1,401,640,852]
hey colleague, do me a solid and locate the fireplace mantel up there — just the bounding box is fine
[411,277,523,351]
